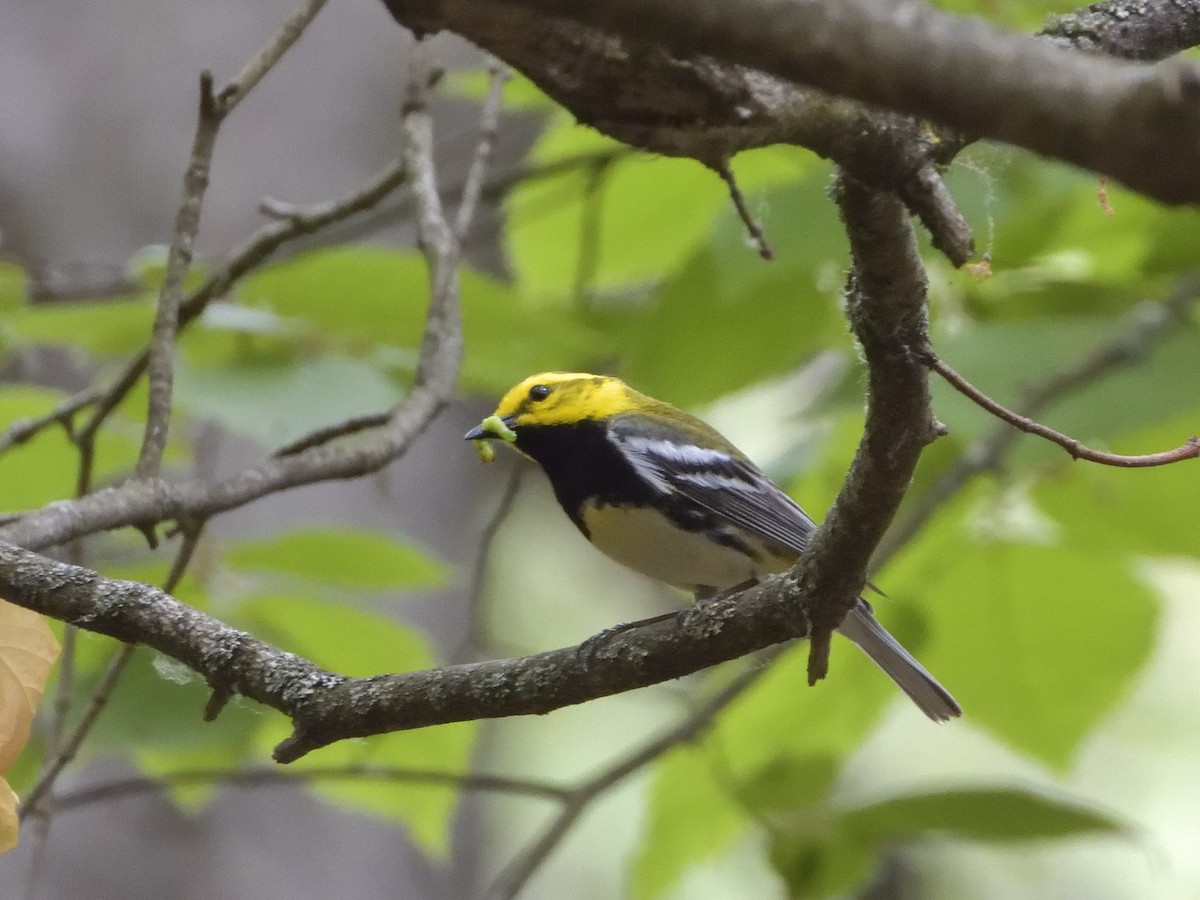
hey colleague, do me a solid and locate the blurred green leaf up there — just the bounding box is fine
[0,386,143,511]
[225,529,447,591]
[442,69,556,110]
[767,783,1122,899]
[769,828,875,900]
[237,596,475,854]
[841,786,1125,843]
[888,485,1158,768]
[5,294,157,356]
[623,172,845,407]
[0,262,26,314]
[1034,410,1200,560]
[174,355,399,447]
[235,595,430,677]
[740,755,840,813]
[506,122,809,299]
[235,246,610,393]
[631,746,750,900]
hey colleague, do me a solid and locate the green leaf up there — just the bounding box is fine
[174,354,399,447]
[887,485,1159,768]
[225,528,447,590]
[236,596,475,854]
[506,123,809,299]
[769,828,875,900]
[235,246,610,394]
[634,642,895,900]
[622,171,845,407]
[740,755,840,814]
[631,746,750,900]
[1034,411,1200,561]
[442,69,556,111]
[0,262,26,314]
[0,386,143,512]
[235,595,432,677]
[5,293,157,356]
[840,786,1125,843]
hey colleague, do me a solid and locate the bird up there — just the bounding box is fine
[465,371,960,721]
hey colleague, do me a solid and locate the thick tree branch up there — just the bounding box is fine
[386,0,1200,213]
[499,0,1200,204]
[386,0,976,265]
[1041,0,1200,60]
[802,174,941,683]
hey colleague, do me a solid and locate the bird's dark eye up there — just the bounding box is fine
[528,384,551,401]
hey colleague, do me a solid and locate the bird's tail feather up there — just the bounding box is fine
[836,601,961,722]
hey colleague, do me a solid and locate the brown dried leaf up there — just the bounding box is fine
[0,779,16,853]
[0,600,60,773]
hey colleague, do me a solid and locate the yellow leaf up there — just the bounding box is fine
[0,601,60,773]
[0,779,16,853]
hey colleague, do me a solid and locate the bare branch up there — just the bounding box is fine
[50,764,568,814]
[714,161,774,261]
[0,387,101,458]
[216,0,330,111]
[71,155,409,456]
[272,412,391,458]
[137,73,221,479]
[454,59,510,241]
[919,348,1200,469]
[882,277,1200,563]
[135,0,331,479]
[802,173,941,684]
[486,659,773,900]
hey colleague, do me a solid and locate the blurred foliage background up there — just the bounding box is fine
[1,0,1199,897]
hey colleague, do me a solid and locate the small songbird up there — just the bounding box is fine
[465,372,960,721]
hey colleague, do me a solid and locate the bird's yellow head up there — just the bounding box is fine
[464,372,639,456]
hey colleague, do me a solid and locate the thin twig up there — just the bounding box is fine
[18,526,205,819]
[918,349,1200,468]
[136,0,330,479]
[571,158,611,306]
[454,59,511,242]
[714,161,773,260]
[0,387,102,458]
[458,464,524,662]
[881,279,1200,562]
[74,155,409,455]
[216,0,330,112]
[49,764,568,814]
[272,412,391,458]
[485,659,774,900]
[136,73,221,480]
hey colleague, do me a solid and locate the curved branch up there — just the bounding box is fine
[919,348,1200,468]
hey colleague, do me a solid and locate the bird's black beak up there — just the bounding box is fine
[464,415,517,442]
